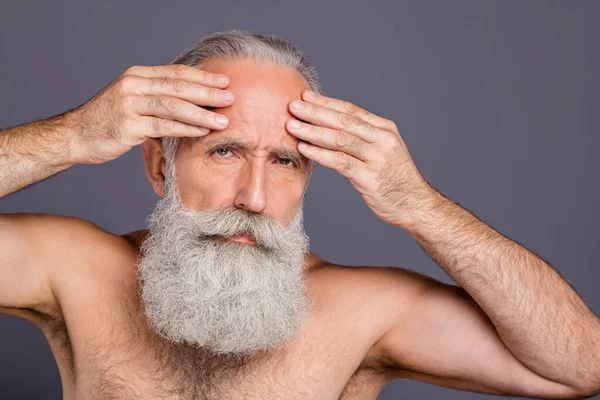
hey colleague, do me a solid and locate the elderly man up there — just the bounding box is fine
[0,29,599,399]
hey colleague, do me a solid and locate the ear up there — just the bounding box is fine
[141,138,167,197]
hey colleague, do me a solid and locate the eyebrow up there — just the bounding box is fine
[200,136,309,167]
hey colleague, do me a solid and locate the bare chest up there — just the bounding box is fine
[63,326,383,399]
[44,266,387,399]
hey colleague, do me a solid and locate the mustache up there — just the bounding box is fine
[153,201,306,252]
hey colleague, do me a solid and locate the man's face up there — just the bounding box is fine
[136,58,313,358]
[174,58,313,228]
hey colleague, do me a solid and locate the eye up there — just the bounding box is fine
[215,148,230,157]
[278,158,297,168]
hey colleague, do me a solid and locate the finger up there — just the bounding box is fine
[122,64,230,89]
[124,75,235,108]
[133,95,230,131]
[286,118,372,162]
[297,140,365,179]
[289,99,380,143]
[137,116,212,138]
[301,90,396,132]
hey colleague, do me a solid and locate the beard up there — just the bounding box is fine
[136,166,311,357]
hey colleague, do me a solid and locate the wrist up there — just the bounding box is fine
[58,109,84,166]
[393,182,445,233]
[18,112,79,168]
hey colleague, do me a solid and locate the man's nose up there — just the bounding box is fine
[233,162,267,214]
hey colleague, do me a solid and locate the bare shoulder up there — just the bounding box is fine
[310,262,440,319]
[310,262,444,370]
[45,217,140,304]
[26,213,139,268]
[0,213,137,325]
[2,213,128,251]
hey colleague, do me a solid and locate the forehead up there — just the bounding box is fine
[191,58,311,151]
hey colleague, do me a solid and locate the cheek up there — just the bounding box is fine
[176,165,236,209]
[268,175,306,218]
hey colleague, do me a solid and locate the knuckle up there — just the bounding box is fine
[339,112,355,128]
[304,123,315,136]
[365,120,378,134]
[158,76,170,88]
[150,95,164,110]
[172,63,188,77]
[205,71,219,84]
[146,77,157,91]
[354,116,369,129]
[123,65,141,76]
[116,75,136,93]
[300,120,313,134]
[350,138,364,156]
[335,131,350,148]
[163,118,178,132]
[385,120,398,131]
[382,132,400,150]
[316,127,328,142]
[148,117,161,133]
[208,87,221,101]
[200,70,212,82]
[147,65,160,76]
[172,78,186,93]
[153,118,175,134]
[344,100,358,114]
[163,97,181,114]
[337,154,355,173]
[150,96,164,108]
[195,107,210,122]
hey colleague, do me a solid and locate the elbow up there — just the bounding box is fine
[571,375,600,399]
[573,327,600,398]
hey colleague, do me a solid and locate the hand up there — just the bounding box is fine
[286,90,438,228]
[64,64,235,164]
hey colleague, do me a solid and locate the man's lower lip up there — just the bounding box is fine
[229,234,255,244]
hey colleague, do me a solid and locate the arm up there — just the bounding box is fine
[387,189,600,396]
[0,113,77,198]
[0,113,82,320]
[281,90,600,398]
[370,265,599,399]
[2,63,234,200]
[0,214,98,321]
[0,64,235,319]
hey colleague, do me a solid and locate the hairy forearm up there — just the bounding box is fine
[0,113,77,198]
[402,187,600,389]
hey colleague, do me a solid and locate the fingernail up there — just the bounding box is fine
[221,91,234,101]
[216,74,229,84]
[291,100,304,110]
[289,120,301,129]
[215,114,229,126]
[199,127,210,133]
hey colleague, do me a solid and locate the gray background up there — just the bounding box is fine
[1,0,598,399]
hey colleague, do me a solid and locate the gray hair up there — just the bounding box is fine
[162,29,323,178]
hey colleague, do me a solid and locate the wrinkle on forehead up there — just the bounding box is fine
[191,58,311,153]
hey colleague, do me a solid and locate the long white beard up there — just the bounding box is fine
[136,166,311,357]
